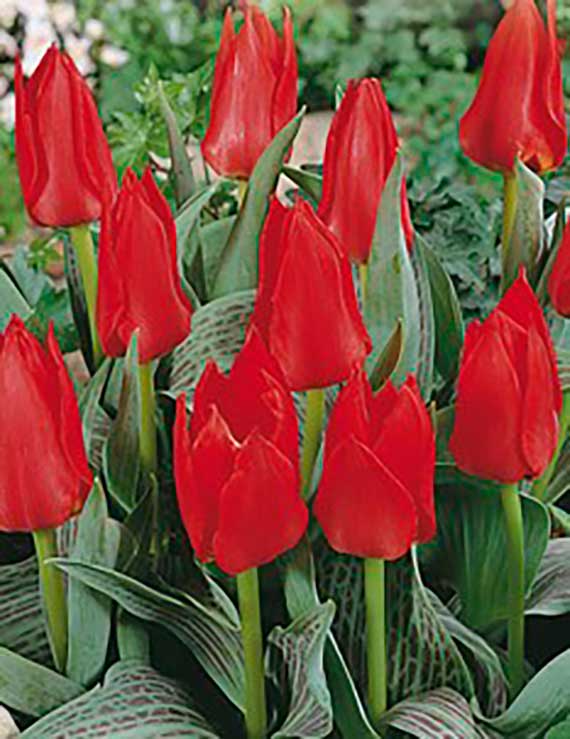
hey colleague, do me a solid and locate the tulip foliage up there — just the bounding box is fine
[3,2,570,737]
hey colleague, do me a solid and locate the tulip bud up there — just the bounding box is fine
[459,0,567,174]
[548,221,570,317]
[15,45,117,227]
[201,6,298,179]
[0,316,93,531]
[318,78,413,263]
[174,329,307,575]
[96,167,192,363]
[314,369,435,560]
[251,197,372,391]
[450,271,561,482]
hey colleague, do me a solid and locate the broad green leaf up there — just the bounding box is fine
[64,236,94,372]
[211,108,305,298]
[169,290,255,397]
[422,485,550,629]
[526,539,570,617]
[199,216,236,297]
[477,648,570,738]
[0,557,50,665]
[175,182,220,259]
[282,165,323,202]
[411,232,436,396]
[416,235,464,382]
[0,648,83,717]
[267,602,334,739]
[369,320,403,392]
[382,687,477,738]
[0,268,31,329]
[502,159,544,291]
[52,560,245,710]
[66,481,123,685]
[21,660,220,737]
[103,334,141,512]
[546,718,570,738]
[157,80,195,207]
[365,153,421,385]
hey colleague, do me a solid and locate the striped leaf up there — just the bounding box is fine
[381,687,477,739]
[526,539,570,617]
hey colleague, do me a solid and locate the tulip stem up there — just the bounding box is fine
[301,388,325,496]
[500,172,519,295]
[138,362,157,474]
[359,263,369,307]
[500,483,525,698]
[32,528,67,672]
[364,557,387,727]
[532,391,570,501]
[69,225,102,367]
[236,568,267,739]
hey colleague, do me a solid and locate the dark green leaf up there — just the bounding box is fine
[157,80,196,207]
[0,268,31,329]
[546,718,570,738]
[282,165,323,202]
[411,232,436,396]
[175,183,220,257]
[369,320,403,392]
[64,236,94,371]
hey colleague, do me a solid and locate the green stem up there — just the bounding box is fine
[364,558,387,727]
[500,483,525,697]
[500,171,519,295]
[236,568,267,739]
[359,263,369,308]
[301,388,325,496]
[138,362,157,474]
[32,529,67,672]
[532,391,570,501]
[69,224,102,367]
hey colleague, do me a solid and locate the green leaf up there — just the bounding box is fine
[52,560,245,710]
[282,165,323,202]
[78,358,113,471]
[369,320,403,392]
[422,485,550,629]
[365,153,421,385]
[526,539,570,617]
[0,557,50,665]
[0,647,83,717]
[546,718,570,739]
[66,481,123,685]
[267,602,334,739]
[477,648,570,738]
[199,216,236,297]
[21,660,220,737]
[415,235,464,382]
[503,159,545,291]
[542,436,570,504]
[0,268,31,330]
[169,290,255,397]
[382,687,477,738]
[410,231,436,396]
[157,80,195,207]
[211,108,306,298]
[103,334,141,512]
[175,182,221,258]
[64,236,94,371]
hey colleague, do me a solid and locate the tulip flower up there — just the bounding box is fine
[97,167,192,365]
[318,78,413,264]
[459,0,566,175]
[201,6,298,179]
[548,221,570,317]
[14,45,117,227]
[174,328,307,575]
[314,368,435,727]
[252,197,371,392]
[0,315,93,671]
[450,270,561,484]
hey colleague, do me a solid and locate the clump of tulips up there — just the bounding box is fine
[2,1,570,737]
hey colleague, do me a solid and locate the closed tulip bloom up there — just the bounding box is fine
[0,316,92,531]
[450,271,561,483]
[548,222,570,317]
[174,329,307,575]
[459,0,567,174]
[97,167,192,363]
[15,45,117,227]
[252,197,371,391]
[318,78,413,263]
[201,6,297,179]
[314,369,435,560]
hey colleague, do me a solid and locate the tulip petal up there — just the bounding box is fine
[548,223,570,316]
[324,368,372,458]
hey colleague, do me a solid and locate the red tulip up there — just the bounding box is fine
[201,6,298,179]
[97,167,192,363]
[450,271,561,482]
[0,316,92,531]
[15,45,117,227]
[314,369,435,560]
[174,329,307,575]
[252,197,371,391]
[318,78,413,263]
[548,221,570,317]
[459,0,567,174]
